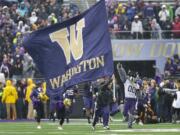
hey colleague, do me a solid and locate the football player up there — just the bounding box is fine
[82,82,94,123]
[49,94,71,130]
[64,85,78,123]
[30,80,48,129]
[117,63,139,128]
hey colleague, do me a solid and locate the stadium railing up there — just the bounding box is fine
[109,30,180,39]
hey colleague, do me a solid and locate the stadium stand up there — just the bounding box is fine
[106,0,180,39]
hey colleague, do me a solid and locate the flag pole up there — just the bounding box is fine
[113,76,116,99]
[84,0,89,9]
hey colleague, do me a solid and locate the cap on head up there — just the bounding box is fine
[162,5,166,9]
[134,15,139,19]
[21,2,25,5]
[3,6,8,9]
[51,13,55,16]
[31,12,36,16]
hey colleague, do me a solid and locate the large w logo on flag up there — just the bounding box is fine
[49,18,85,64]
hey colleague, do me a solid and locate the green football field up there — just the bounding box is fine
[0,119,180,135]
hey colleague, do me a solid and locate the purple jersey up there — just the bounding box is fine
[65,86,78,100]
[82,82,93,98]
[30,87,43,108]
[83,97,94,109]
[49,94,64,112]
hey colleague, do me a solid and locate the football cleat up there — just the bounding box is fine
[103,126,110,130]
[91,126,95,131]
[58,126,63,130]
[37,125,42,129]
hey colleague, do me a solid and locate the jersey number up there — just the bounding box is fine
[128,86,136,93]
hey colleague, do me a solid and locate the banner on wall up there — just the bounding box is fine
[112,40,180,61]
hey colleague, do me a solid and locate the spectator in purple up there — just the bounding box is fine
[173,54,180,73]
[153,65,162,85]
[164,57,176,77]
[143,1,155,19]
[126,3,137,22]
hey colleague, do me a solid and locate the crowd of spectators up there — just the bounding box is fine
[115,58,180,124]
[106,0,180,39]
[136,76,179,123]
[159,54,180,123]
[139,54,180,123]
[164,54,180,77]
[0,0,80,119]
[0,0,80,81]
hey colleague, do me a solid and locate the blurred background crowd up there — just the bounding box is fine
[0,0,80,80]
[0,0,81,120]
[107,0,180,39]
[0,0,179,123]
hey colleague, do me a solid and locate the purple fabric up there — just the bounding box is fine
[123,98,136,117]
[33,101,41,109]
[49,102,56,112]
[93,105,110,127]
[154,76,161,85]
[57,101,64,110]
[102,105,110,126]
[83,97,94,109]
[143,5,155,18]
[49,100,64,113]
[110,102,119,116]
[164,60,176,74]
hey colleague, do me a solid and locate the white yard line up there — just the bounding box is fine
[0,132,34,134]
[47,132,69,134]
[111,119,123,122]
[44,118,123,121]
[104,134,153,135]
[0,131,155,135]
[0,129,179,135]
[97,128,180,133]
[48,123,126,126]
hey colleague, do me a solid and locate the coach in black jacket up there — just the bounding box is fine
[92,78,112,130]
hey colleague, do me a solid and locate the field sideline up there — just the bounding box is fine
[0,119,180,135]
